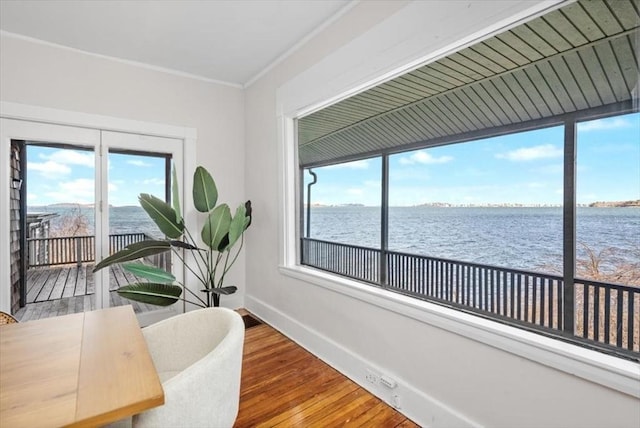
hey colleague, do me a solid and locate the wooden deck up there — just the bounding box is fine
[235,318,417,427]
[15,263,156,321]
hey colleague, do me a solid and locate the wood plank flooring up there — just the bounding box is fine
[15,264,156,321]
[26,263,138,303]
[235,321,417,428]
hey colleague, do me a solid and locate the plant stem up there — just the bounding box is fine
[184,227,209,269]
[222,234,244,279]
[171,246,206,287]
[181,229,210,286]
[178,281,208,306]
[177,297,207,308]
[211,251,223,287]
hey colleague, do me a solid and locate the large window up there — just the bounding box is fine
[297,0,639,357]
[388,126,564,272]
[302,158,382,282]
[574,113,640,349]
[301,112,639,357]
[303,158,381,248]
[576,113,640,285]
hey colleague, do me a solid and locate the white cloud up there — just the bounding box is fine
[323,159,370,170]
[347,188,364,196]
[399,151,453,165]
[45,178,95,204]
[496,144,562,161]
[44,150,94,167]
[27,193,38,201]
[127,159,152,167]
[142,178,165,186]
[577,117,633,132]
[30,149,94,179]
[28,161,71,178]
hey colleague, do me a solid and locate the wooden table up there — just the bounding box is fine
[0,305,164,428]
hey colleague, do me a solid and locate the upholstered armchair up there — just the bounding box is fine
[134,307,245,428]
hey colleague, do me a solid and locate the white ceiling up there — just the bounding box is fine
[0,0,352,87]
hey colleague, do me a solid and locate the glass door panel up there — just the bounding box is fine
[106,151,171,313]
[1,119,184,322]
[100,131,184,322]
[2,118,102,319]
[24,143,98,319]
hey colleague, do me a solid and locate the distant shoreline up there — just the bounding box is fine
[307,203,639,208]
[34,200,640,210]
[588,200,640,208]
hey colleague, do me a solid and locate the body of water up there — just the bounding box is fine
[30,205,639,274]
[29,205,162,238]
[307,206,640,273]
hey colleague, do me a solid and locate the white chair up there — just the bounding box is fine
[133,307,245,428]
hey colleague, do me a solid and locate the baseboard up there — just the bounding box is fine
[245,294,481,428]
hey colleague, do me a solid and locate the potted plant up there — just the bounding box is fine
[94,166,251,307]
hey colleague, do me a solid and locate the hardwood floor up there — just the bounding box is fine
[235,320,418,428]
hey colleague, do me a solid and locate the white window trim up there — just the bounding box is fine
[275,0,639,399]
[0,101,197,325]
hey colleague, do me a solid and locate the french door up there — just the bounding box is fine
[100,131,183,319]
[1,118,184,322]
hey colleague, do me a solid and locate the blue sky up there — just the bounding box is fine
[26,148,166,207]
[305,113,640,206]
[25,113,639,207]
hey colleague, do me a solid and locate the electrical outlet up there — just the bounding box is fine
[365,368,379,385]
[380,375,397,389]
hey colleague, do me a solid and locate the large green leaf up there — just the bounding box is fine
[216,234,230,252]
[93,240,171,272]
[122,263,175,283]
[244,200,252,228]
[193,166,218,213]
[172,165,182,224]
[225,204,247,250]
[201,286,238,295]
[117,283,182,306]
[201,204,231,250]
[170,240,199,250]
[139,194,184,239]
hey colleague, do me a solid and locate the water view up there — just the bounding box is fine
[29,204,162,238]
[31,204,640,283]
[308,205,640,282]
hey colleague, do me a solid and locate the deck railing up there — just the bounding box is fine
[301,237,639,356]
[27,233,150,267]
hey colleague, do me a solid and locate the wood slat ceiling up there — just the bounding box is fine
[298,0,640,167]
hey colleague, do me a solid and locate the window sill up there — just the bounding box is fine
[279,264,640,398]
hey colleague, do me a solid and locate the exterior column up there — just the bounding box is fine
[563,120,576,334]
[381,155,389,286]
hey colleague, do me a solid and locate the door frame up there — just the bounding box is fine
[0,101,197,325]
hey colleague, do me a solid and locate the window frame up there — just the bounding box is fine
[0,101,197,326]
[274,0,639,399]
[299,103,638,360]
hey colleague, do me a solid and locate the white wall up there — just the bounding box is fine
[244,1,640,427]
[1,1,638,426]
[0,33,246,308]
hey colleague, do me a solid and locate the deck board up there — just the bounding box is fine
[16,264,157,321]
[62,267,78,298]
[75,265,87,296]
[235,322,417,428]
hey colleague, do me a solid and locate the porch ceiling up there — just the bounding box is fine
[298,0,640,167]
